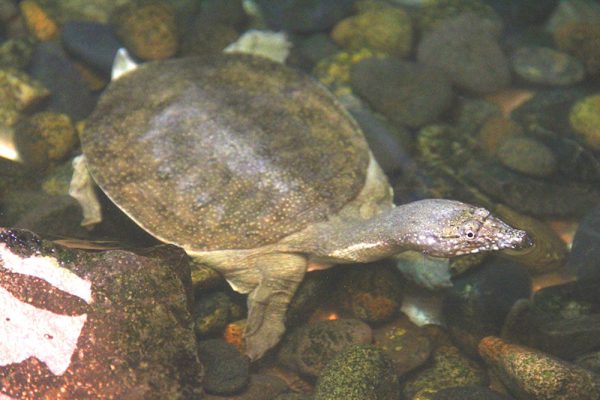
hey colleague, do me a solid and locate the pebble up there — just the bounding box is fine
[180,19,239,59]
[14,111,77,168]
[331,5,413,58]
[315,344,399,400]
[0,67,49,111]
[431,385,514,400]
[278,318,372,377]
[193,291,243,337]
[415,0,503,33]
[286,269,336,328]
[372,316,432,377]
[477,117,523,157]
[479,336,600,400]
[254,0,355,33]
[569,94,600,151]
[350,58,453,129]
[199,0,246,28]
[403,345,488,399]
[417,12,510,93]
[336,263,402,323]
[554,22,600,75]
[191,263,225,292]
[511,46,584,86]
[19,0,58,41]
[443,256,531,358]
[28,42,97,120]
[0,36,36,69]
[61,21,122,76]
[546,0,600,33]
[204,374,289,400]
[566,205,600,281]
[198,339,250,395]
[496,136,557,178]
[112,1,178,61]
[0,228,204,398]
[488,0,559,26]
[288,33,340,72]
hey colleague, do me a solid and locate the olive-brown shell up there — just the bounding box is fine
[81,54,370,251]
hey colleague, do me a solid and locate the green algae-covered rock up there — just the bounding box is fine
[315,344,399,400]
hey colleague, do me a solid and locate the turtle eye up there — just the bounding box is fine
[461,221,482,240]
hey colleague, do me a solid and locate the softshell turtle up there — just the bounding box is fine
[74,52,530,360]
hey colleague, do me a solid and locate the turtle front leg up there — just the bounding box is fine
[68,155,102,227]
[244,253,307,361]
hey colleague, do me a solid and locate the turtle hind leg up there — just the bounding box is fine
[242,253,307,361]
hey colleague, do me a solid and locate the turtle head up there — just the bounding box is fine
[393,199,532,258]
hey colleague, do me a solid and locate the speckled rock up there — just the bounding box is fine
[431,385,514,400]
[0,67,49,111]
[569,94,600,150]
[372,316,432,377]
[313,48,385,97]
[0,36,36,70]
[331,5,413,58]
[112,1,178,61]
[254,0,355,33]
[444,256,531,358]
[350,58,453,129]
[415,0,502,33]
[14,111,77,168]
[204,374,289,400]
[479,336,600,400]
[193,291,244,337]
[496,136,557,178]
[61,21,121,76]
[0,228,203,399]
[198,339,250,395]
[315,344,399,400]
[403,345,488,399]
[554,23,600,76]
[336,263,402,323]
[511,46,584,86]
[417,12,510,93]
[278,318,372,377]
[28,42,97,120]
[566,205,600,281]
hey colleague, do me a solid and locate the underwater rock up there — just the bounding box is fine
[0,36,36,70]
[395,252,453,289]
[415,0,502,33]
[28,42,97,120]
[496,136,557,178]
[288,33,340,72]
[511,46,584,86]
[193,291,243,337]
[569,94,600,151]
[19,0,58,41]
[331,5,413,58]
[479,336,600,400]
[485,0,559,27]
[443,256,532,358]
[198,339,250,395]
[224,30,291,64]
[285,269,335,328]
[554,22,600,76]
[14,111,77,169]
[402,345,488,399]
[0,228,203,399]
[315,344,399,400]
[61,21,121,76]
[372,316,432,377]
[417,12,510,93]
[336,262,402,324]
[254,0,355,34]
[431,385,515,399]
[180,18,239,59]
[0,67,49,111]
[111,0,178,61]
[204,374,289,400]
[477,116,523,157]
[576,350,600,375]
[199,0,246,28]
[566,204,600,281]
[278,318,372,377]
[350,57,453,129]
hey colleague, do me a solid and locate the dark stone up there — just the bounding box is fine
[199,0,246,28]
[566,205,600,281]
[483,0,560,27]
[432,385,514,400]
[198,339,250,395]
[193,291,241,337]
[203,374,289,400]
[61,21,121,76]
[0,228,203,398]
[27,42,97,120]
[254,0,355,33]
[444,256,531,358]
[288,33,340,72]
[350,58,453,129]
